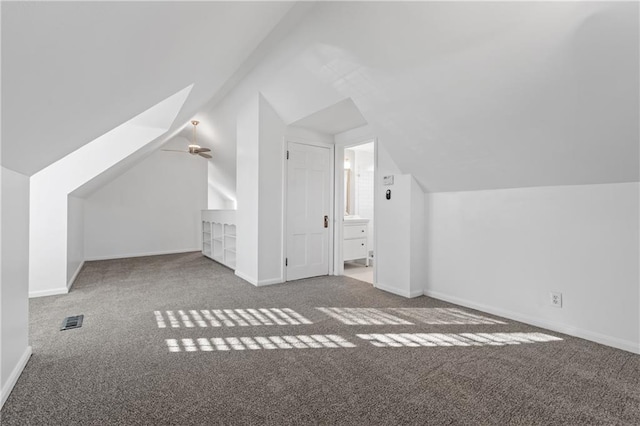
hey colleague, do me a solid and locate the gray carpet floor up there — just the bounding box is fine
[2,252,638,425]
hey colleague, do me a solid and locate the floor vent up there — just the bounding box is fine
[61,315,84,331]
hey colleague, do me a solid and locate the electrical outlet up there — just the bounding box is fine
[550,292,562,308]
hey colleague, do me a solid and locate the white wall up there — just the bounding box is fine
[374,136,427,297]
[1,167,32,408]
[67,196,84,285]
[29,86,192,297]
[344,148,356,216]
[258,95,286,284]
[355,149,374,218]
[204,104,239,210]
[235,93,286,286]
[235,95,261,284]
[84,141,207,260]
[426,182,640,354]
[376,174,425,298]
[354,148,374,256]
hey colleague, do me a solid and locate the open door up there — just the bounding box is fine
[285,141,332,281]
[336,139,376,284]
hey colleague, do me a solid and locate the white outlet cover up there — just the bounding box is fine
[550,292,562,308]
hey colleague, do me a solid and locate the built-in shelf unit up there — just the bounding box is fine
[202,209,236,270]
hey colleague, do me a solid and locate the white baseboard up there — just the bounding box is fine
[235,270,258,286]
[67,261,85,291]
[84,248,200,261]
[235,271,283,287]
[256,277,284,287]
[424,289,640,355]
[1,346,32,409]
[30,261,85,298]
[29,287,69,298]
[375,283,423,299]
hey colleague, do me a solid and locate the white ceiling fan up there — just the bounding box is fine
[162,120,212,159]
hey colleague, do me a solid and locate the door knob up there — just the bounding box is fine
[324,215,329,228]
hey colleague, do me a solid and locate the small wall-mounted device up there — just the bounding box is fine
[383,175,394,185]
[386,189,391,200]
[550,292,562,308]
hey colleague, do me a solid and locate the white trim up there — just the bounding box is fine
[333,145,345,276]
[424,289,640,355]
[235,270,258,286]
[234,271,281,287]
[375,283,423,299]
[372,138,379,285]
[1,346,32,409]
[29,287,68,298]
[255,277,284,287]
[84,248,200,261]
[334,137,378,281]
[67,260,85,291]
[280,136,287,282]
[285,135,333,148]
[328,143,335,276]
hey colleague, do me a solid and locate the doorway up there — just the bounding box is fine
[284,140,333,281]
[338,140,375,284]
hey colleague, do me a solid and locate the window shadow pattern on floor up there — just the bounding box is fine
[159,305,563,353]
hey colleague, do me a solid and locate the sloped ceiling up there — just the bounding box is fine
[1,1,293,176]
[290,98,367,135]
[290,1,639,191]
[228,1,637,192]
[3,1,638,193]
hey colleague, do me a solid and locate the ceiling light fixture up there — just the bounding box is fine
[188,120,201,151]
[161,120,212,159]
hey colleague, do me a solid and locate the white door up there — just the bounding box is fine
[286,142,331,281]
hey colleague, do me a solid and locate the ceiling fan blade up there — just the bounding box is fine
[161,149,188,153]
[195,147,211,153]
[198,153,212,159]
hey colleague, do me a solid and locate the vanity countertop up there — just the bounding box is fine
[344,216,370,224]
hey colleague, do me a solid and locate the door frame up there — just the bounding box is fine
[333,138,378,283]
[283,137,335,282]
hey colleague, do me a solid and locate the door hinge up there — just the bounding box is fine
[286,150,289,160]
[285,258,288,266]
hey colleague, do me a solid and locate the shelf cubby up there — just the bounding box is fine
[201,210,237,271]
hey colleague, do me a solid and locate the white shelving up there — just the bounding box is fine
[223,224,236,269]
[202,221,212,257]
[202,210,236,270]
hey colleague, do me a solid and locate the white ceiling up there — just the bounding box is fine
[3,1,638,193]
[293,1,639,191]
[289,98,367,135]
[1,1,293,175]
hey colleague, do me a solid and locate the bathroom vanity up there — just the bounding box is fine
[343,217,369,266]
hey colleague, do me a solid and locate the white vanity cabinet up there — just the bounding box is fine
[343,217,369,266]
[202,210,236,270]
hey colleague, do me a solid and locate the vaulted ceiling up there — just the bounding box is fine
[3,1,638,192]
[1,1,293,176]
[270,1,639,191]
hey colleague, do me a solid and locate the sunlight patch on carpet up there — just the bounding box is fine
[155,308,312,328]
[357,332,562,347]
[316,308,413,325]
[165,335,355,352]
[388,308,507,325]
